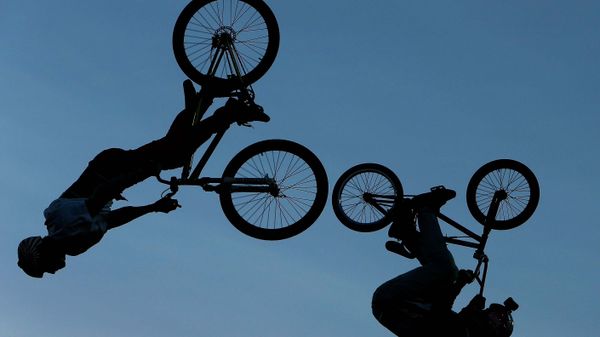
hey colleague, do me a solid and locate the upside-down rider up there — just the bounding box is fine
[17,80,270,278]
[372,187,516,337]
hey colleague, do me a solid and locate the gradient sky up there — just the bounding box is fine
[1,1,599,336]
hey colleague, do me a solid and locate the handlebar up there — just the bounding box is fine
[156,175,180,198]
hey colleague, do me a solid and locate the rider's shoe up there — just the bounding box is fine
[387,200,421,259]
[183,79,199,111]
[388,186,455,239]
[387,199,417,240]
[409,186,456,211]
[224,97,270,124]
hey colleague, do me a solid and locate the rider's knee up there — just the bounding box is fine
[427,252,459,278]
[91,148,127,164]
[372,294,385,324]
[372,288,420,337]
[372,284,395,319]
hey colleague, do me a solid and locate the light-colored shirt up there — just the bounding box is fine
[44,198,110,256]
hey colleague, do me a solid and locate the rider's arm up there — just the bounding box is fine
[182,79,215,122]
[104,198,180,230]
[458,294,486,317]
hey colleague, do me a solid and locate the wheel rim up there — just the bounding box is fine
[181,0,273,81]
[338,169,398,226]
[229,149,320,230]
[474,167,534,223]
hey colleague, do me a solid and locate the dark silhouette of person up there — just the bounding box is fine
[372,187,515,337]
[17,80,269,278]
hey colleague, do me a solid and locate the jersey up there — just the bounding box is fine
[44,198,111,256]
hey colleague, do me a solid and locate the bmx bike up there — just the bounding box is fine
[331,159,540,295]
[157,0,328,241]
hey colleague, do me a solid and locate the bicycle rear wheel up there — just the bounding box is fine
[173,0,280,90]
[332,163,403,232]
[219,139,328,240]
[466,159,540,230]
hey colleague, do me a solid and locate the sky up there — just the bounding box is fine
[1,0,599,336]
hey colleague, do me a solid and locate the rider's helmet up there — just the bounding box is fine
[17,236,45,278]
[487,303,514,336]
[475,303,515,337]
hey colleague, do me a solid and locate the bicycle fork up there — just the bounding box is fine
[181,37,250,181]
[473,190,508,295]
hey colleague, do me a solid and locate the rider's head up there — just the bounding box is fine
[17,236,66,278]
[470,303,514,337]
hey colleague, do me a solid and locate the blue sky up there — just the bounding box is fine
[1,1,599,336]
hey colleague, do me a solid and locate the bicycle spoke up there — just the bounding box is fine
[475,168,532,221]
[181,0,271,81]
[339,170,397,225]
[228,149,319,230]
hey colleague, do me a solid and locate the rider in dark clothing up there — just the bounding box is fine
[60,80,269,214]
[17,80,269,278]
[372,187,515,337]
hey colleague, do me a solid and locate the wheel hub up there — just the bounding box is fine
[496,189,509,201]
[212,26,237,48]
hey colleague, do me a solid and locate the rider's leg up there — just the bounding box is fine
[156,101,267,169]
[134,84,271,171]
[372,209,458,336]
[415,208,457,268]
[165,97,268,141]
[372,311,422,337]
[372,211,458,305]
[132,105,230,171]
[84,149,158,216]
[166,78,257,142]
[66,91,230,214]
[56,148,157,217]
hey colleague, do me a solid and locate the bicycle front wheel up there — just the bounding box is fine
[466,159,540,230]
[173,0,280,90]
[332,163,403,232]
[219,140,328,240]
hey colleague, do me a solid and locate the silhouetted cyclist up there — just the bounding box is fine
[372,187,515,337]
[17,80,269,278]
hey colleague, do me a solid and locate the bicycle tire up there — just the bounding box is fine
[332,163,403,232]
[173,0,280,90]
[219,139,328,240]
[466,159,540,230]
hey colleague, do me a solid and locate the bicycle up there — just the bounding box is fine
[331,159,540,297]
[157,0,328,240]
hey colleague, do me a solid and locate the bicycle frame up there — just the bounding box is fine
[157,30,276,196]
[374,190,508,296]
[439,190,507,295]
